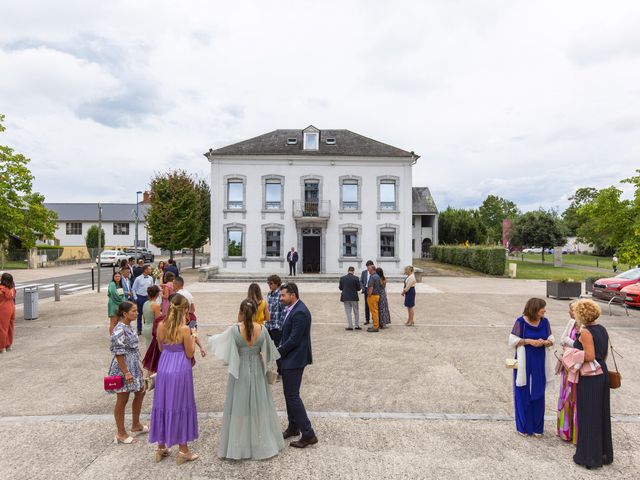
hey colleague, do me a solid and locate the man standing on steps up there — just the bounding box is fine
[287,247,299,276]
[360,260,373,325]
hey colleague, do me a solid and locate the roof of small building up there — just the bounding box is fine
[412,187,438,214]
[207,126,418,158]
[44,203,149,222]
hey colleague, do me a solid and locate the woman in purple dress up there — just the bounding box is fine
[508,298,555,436]
[149,294,199,465]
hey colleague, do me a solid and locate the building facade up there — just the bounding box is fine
[206,126,420,275]
[43,202,160,259]
[412,187,439,258]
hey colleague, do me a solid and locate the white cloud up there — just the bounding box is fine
[0,0,638,211]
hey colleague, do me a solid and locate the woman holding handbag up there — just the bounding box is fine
[571,299,613,469]
[107,301,147,444]
[556,302,578,442]
[508,298,555,437]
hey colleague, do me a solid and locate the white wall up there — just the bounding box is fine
[53,221,161,254]
[209,155,414,274]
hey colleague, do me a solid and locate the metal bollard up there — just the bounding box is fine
[91,267,95,290]
[54,283,61,301]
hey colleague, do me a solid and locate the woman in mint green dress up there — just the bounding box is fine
[209,298,284,460]
[107,272,125,334]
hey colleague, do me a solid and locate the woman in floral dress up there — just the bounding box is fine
[376,267,391,328]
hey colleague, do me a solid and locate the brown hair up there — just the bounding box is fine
[147,285,160,299]
[247,283,263,306]
[523,298,546,322]
[239,298,258,342]
[267,274,281,287]
[164,294,190,344]
[116,301,136,319]
[573,299,601,325]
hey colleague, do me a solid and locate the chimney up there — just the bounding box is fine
[142,191,151,204]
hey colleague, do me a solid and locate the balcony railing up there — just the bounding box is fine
[293,200,331,219]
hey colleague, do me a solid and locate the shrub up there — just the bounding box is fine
[432,245,506,275]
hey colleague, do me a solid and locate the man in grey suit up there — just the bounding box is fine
[360,260,374,325]
[339,266,361,330]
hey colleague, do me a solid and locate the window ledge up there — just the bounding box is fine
[339,257,362,262]
[222,256,246,262]
[223,208,247,213]
[261,257,285,262]
[261,209,285,214]
[377,257,400,262]
[377,210,400,214]
[338,209,362,214]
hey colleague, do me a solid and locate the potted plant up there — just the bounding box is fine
[546,277,582,299]
[584,276,601,294]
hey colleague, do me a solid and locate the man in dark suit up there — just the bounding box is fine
[132,258,144,280]
[286,247,299,276]
[278,282,317,448]
[339,266,361,330]
[360,260,374,325]
[165,258,179,276]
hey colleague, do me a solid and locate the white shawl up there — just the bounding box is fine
[509,324,555,388]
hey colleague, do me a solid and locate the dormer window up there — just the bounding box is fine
[325,138,336,145]
[287,138,298,145]
[303,132,319,150]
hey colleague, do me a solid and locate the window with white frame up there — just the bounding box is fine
[379,181,396,210]
[264,178,283,210]
[113,222,130,235]
[265,229,282,257]
[303,132,319,150]
[227,179,244,210]
[341,181,359,210]
[342,230,358,257]
[66,222,82,235]
[227,229,243,257]
[380,229,396,257]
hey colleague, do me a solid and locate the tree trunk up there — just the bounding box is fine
[541,250,545,263]
[192,248,196,269]
[169,250,173,260]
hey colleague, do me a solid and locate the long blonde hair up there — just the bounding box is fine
[164,294,190,344]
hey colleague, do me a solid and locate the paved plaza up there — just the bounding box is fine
[1,273,639,479]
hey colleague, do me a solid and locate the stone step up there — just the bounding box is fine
[201,274,409,283]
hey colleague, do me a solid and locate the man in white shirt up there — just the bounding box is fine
[131,265,153,334]
[173,276,195,319]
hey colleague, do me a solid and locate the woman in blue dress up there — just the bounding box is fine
[508,298,555,436]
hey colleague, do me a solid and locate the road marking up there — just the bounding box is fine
[14,283,41,290]
[41,283,82,291]
[1,411,638,424]
[63,285,93,292]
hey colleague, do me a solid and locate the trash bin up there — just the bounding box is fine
[24,286,39,320]
[413,267,424,283]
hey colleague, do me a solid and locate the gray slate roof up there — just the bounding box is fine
[44,203,149,222]
[208,127,418,158]
[412,187,438,214]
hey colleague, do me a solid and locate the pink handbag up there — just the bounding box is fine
[104,375,124,391]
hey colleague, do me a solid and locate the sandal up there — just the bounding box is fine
[176,451,199,465]
[114,435,135,444]
[131,425,149,436]
[155,448,170,463]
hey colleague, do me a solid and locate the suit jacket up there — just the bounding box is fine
[287,251,299,263]
[132,266,143,279]
[339,273,360,302]
[360,269,369,294]
[165,264,179,276]
[278,299,312,370]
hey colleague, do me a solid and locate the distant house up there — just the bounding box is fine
[43,200,160,259]
[205,125,424,275]
[412,187,439,257]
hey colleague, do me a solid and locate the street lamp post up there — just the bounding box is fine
[97,203,103,293]
[135,191,142,263]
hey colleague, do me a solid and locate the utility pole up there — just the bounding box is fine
[135,191,142,262]
[97,203,103,293]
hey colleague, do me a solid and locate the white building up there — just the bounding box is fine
[412,187,439,257]
[43,202,161,257]
[205,125,422,275]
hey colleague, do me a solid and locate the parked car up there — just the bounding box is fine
[124,247,155,263]
[621,282,640,307]
[522,247,543,254]
[592,268,640,302]
[96,250,129,267]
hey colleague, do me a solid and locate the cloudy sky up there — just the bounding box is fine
[1,0,639,212]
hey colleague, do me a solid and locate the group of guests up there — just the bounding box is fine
[106,273,317,464]
[0,273,16,354]
[338,261,416,331]
[509,297,614,470]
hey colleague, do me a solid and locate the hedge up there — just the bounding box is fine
[431,245,506,275]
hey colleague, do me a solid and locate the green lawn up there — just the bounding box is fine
[0,261,28,270]
[512,253,628,271]
[507,260,607,281]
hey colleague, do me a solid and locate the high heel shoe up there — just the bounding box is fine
[155,448,170,463]
[176,451,199,465]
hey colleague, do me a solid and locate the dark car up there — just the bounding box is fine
[592,268,640,302]
[124,247,155,263]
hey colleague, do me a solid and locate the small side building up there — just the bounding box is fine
[412,187,439,258]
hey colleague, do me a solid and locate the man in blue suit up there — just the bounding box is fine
[278,282,317,448]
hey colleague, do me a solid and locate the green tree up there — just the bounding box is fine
[146,170,210,262]
[562,187,598,236]
[478,195,520,244]
[617,169,640,265]
[509,209,567,261]
[0,114,57,249]
[438,207,486,244]
[85,225,106,258]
